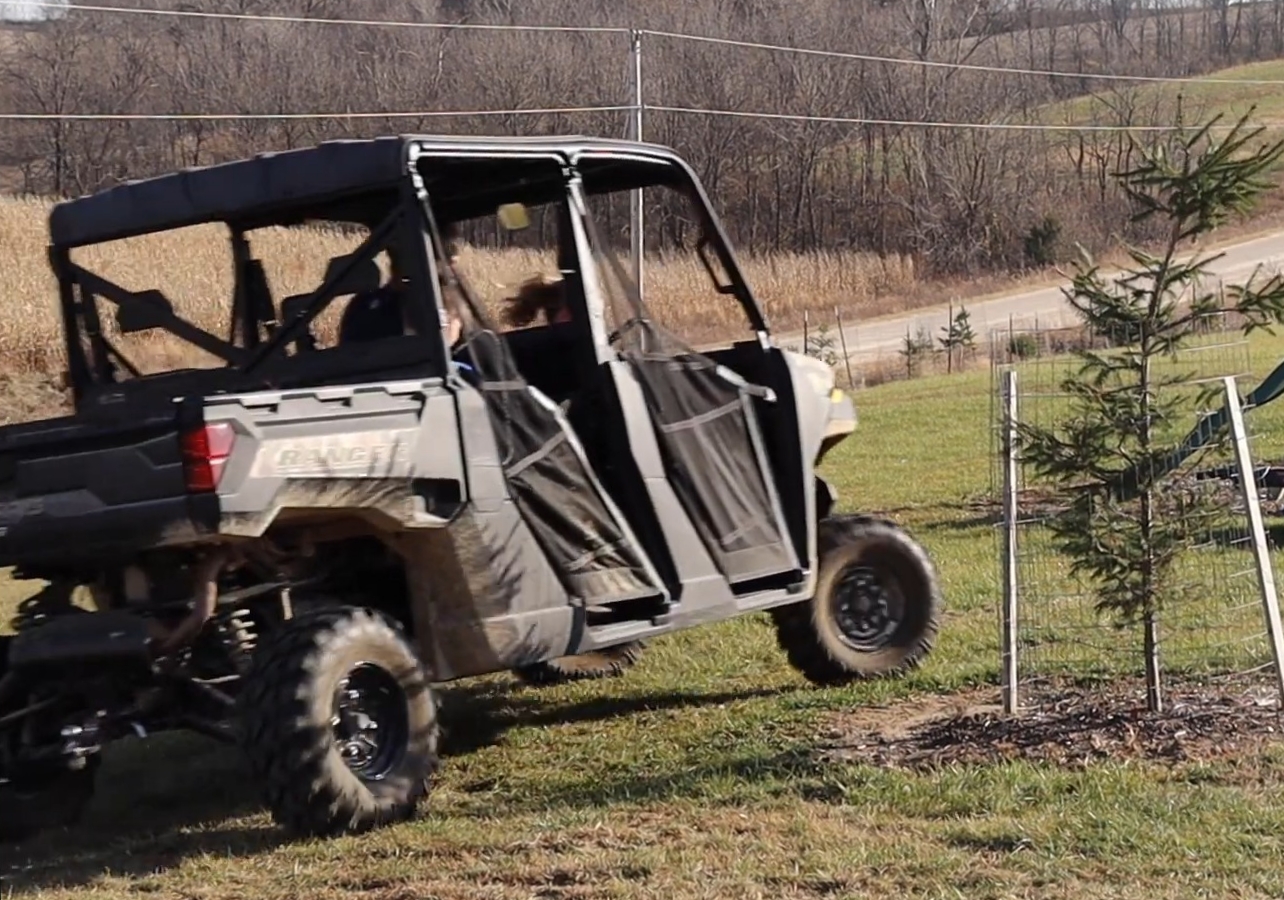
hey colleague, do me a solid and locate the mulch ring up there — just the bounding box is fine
[816,674,1284,771]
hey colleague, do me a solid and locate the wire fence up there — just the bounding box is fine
[988,315,1284,711]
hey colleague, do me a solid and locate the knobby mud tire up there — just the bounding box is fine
[772,514,941,686]
[237,605,440,839]
[1,631,99,844]
[512,640,646,686]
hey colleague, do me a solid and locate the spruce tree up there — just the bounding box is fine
[1015,111,1284,710]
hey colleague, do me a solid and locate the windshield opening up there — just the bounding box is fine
[575,162,757,350]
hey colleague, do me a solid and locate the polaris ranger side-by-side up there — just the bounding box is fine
[0,135,943,842]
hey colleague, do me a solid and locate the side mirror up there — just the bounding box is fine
[497,203,530,232]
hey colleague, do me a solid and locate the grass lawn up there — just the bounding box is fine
[1041,58,1284,128]
[2,332,1284,898]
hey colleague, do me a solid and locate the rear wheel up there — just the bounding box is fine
[512,640,645,686]
[772,515,941,685]
[237,605,439,838]
[0,636,101,844]
[0,757,99,844]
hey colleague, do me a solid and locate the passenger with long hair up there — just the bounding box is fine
[501,273,571,329]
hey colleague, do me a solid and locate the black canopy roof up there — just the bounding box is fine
[47,134,689,249]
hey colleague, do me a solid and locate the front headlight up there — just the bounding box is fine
[818,387,857,463]
[828,387,856,427]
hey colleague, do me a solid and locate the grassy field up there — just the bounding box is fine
[1043,58,1284,129]
[2,326,1284,898]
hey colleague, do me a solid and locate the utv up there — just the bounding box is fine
[0,134,942,842]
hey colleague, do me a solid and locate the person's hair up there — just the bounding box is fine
[503,274,565,328]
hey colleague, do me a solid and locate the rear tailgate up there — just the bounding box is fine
[0,409,214,566]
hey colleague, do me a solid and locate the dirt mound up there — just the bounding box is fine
[818,675,1284,770]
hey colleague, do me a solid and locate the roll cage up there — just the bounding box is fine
[46,136,774,410]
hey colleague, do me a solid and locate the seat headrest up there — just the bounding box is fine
[322,254,382,297]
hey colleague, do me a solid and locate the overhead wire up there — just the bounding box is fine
[640,28,1284,86]
[5,0,631,32]
[0,104,634,120]
[8,0,1284,85]
[0,105,1257,133]
[2,1,1277,128]
[646,105,1235,132]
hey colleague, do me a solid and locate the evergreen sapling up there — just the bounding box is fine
[1015,111,1284,708]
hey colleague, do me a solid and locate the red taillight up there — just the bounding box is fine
[181,422,236,493]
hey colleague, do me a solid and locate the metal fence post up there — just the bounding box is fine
[1002,368,1020,714]
[629,28,645,299]
[1224,375,1284,704]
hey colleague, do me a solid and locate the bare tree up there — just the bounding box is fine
[0,0,1276,278]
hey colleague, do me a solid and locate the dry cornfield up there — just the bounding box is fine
[0,195,917,377]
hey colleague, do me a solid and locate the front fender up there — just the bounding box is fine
[817,388,856,465]
[815,476,838,521]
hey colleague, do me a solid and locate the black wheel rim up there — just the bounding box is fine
[331,662,409,781]
[831,564,902,652]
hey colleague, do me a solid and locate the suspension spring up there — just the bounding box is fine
[213,607,259,674]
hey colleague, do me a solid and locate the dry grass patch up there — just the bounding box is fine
[5,189,1283,403]
[0,195,917,377]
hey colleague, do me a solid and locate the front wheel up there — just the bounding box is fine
[237,605,439,838]
[772,515,941,685]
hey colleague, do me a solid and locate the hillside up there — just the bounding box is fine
[1040,57,1284,129]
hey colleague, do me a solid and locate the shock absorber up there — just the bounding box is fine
[212,606,259,675]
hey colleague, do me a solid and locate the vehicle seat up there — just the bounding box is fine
[502,321,584,403]
[279,254,384,351]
